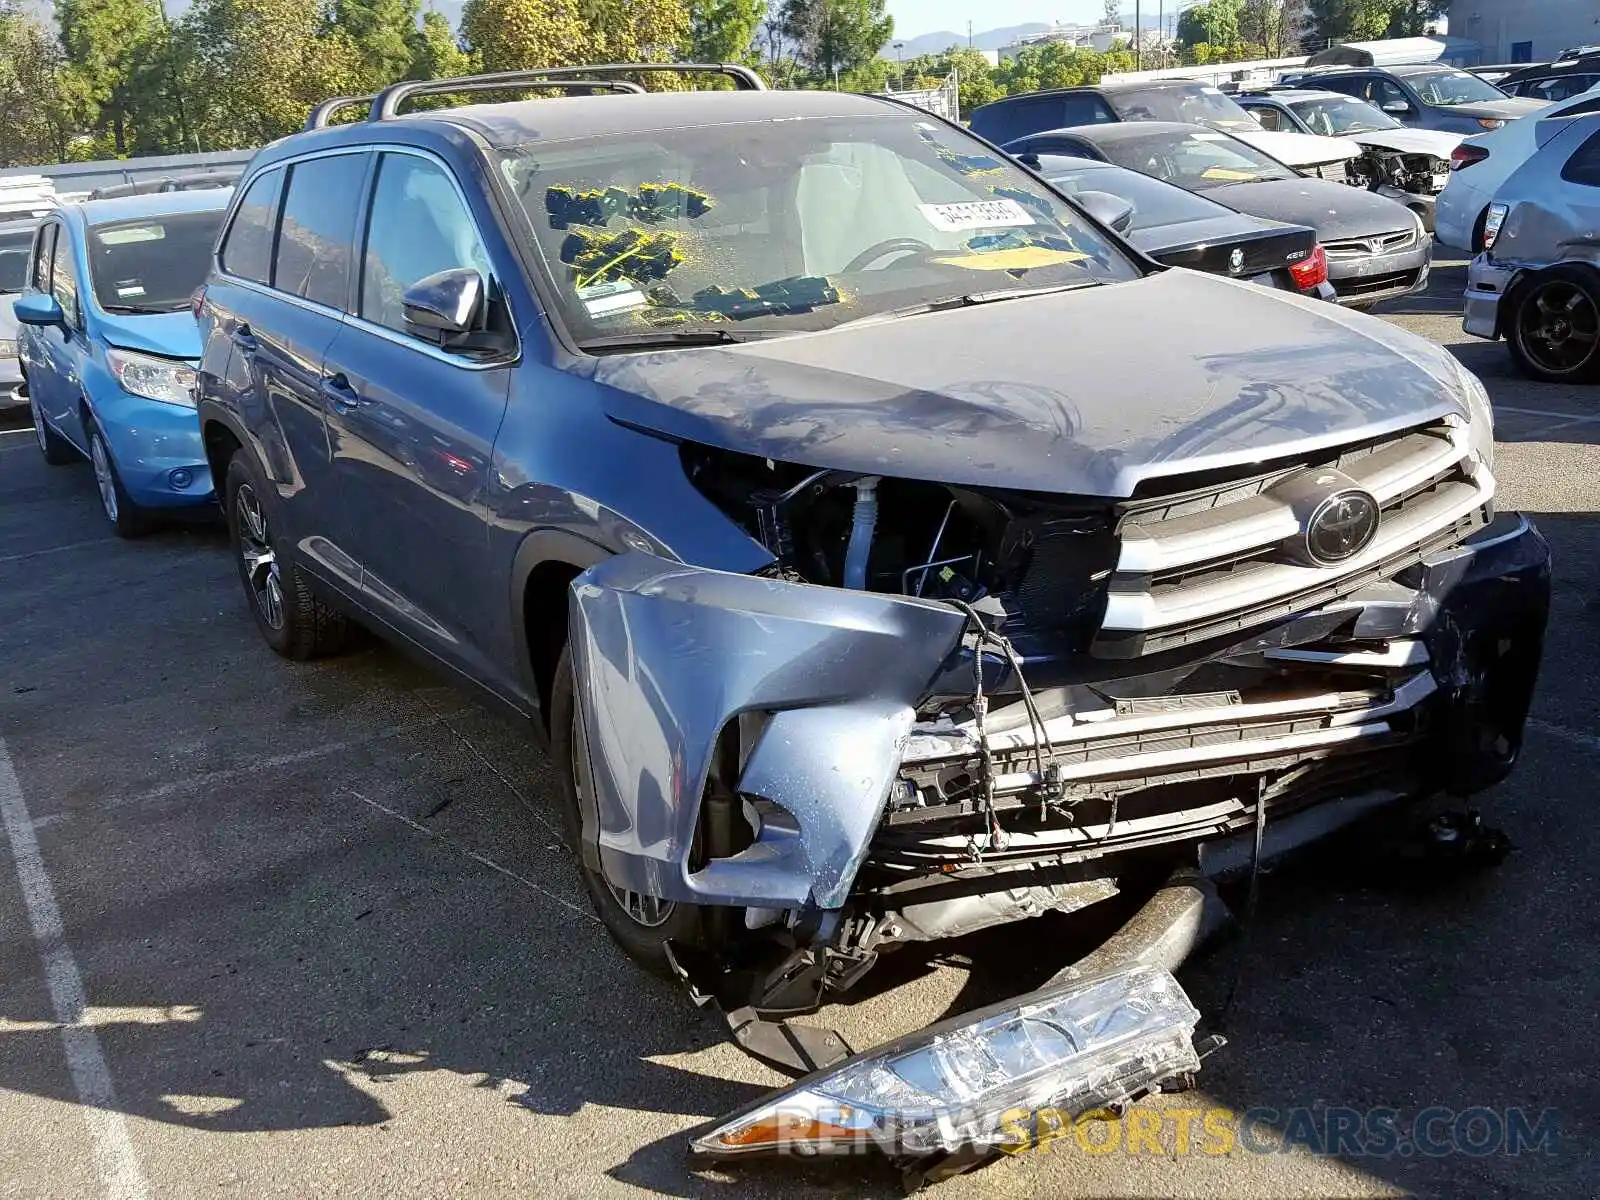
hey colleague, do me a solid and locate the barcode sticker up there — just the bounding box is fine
[918,199,1036,232]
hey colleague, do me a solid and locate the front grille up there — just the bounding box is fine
[1092,420,1492,659]
[1325,228,1419,259]
[1333,269,1424,299]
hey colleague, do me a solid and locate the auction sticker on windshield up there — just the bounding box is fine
[919,199,1036,232]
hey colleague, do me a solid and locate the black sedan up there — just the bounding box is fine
[1026,154,1334,299]
[1007,121,1430,308]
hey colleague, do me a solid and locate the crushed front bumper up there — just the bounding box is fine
[569,513,1550,917]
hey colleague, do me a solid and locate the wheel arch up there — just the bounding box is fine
[510,529,612,731]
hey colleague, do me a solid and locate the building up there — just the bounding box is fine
[1447,0,1600,63]
[998,22,1130,61]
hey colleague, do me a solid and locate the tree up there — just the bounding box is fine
[779,0,892,85]
[1240,0,1306,56]
[682,0,765,63]
[1101,0,1119,25]
[1385,0,1445,37]
[1303,0,1391,49]
[55,0,175,155]
[324,0,420,90]
[407,8,477,80]
[178,0,363,147]
[1176,0,1241,51]
[461,0,689,75]
[0,5,74,166]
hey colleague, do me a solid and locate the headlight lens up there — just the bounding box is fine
[105,348,197,408]
[692,965,1201,1160]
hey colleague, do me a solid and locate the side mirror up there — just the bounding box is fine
[1381,100,1414,114]
[1075,190,1136,235]
[12,292,64,328]
[402,267,485,341]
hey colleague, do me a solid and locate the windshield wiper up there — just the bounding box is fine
[862,280,1106,324]
[101,302,174,314]
[575,328,774,354]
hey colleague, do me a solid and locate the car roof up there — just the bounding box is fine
[1239,88,1347,103]
[1388,63,1457,77]
[343,88,896,150]
[64,187,235,228]
[1043,120,1210,142]
[977,78,1201,108]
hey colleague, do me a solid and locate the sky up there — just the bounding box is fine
[886,0,1113,40]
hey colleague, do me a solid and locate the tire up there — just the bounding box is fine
[28,389,75,466]
[223,451,349,660]
[85,417,151,538]
[550,644,705,977]
[1505,266,1600,384]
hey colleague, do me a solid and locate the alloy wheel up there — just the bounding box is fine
[235,482,285,631]
[1518,280,1600,376]
[570,717,676,928]
[89,433,119,523]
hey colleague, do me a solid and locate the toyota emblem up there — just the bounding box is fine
[1228,247,1245,274]
[1304,488,1380,564]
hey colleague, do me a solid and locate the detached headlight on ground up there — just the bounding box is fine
[105,347,197,408]
[691,965,1200,1160]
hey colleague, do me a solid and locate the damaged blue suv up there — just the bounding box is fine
[196,64,1549,1171]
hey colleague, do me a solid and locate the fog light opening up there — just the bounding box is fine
[169,468,194,489]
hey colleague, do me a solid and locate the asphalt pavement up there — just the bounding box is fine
[1,249,1597,1199]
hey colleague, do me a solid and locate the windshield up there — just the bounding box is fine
[1095,130,1295,190]
[87,210,226,313]
[1108,83,1259,131]
[1398,68,1510,106]
[0,230,32,293]
[1289,95,1402,134]
[1043,162,1226,231]
[496,113,1141,343]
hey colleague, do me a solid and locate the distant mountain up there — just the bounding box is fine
[886,23,1052,56]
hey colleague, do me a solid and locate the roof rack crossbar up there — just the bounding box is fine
[367,61,766,122]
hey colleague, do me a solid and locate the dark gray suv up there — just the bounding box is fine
[193,63,1550,1169]
[1293,63,1550,133]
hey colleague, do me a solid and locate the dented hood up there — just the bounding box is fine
[586,269,1469,498]
[1345,127,1464,157]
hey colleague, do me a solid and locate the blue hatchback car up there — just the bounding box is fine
[14,189,231,535]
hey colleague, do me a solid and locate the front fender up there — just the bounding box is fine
[567,553,967,910]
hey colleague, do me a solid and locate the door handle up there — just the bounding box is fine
[230,324,258,354]
[320,373,365,411]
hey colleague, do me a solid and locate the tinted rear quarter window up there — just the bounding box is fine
[974,95,1107,144]
[1560,124,1600,186]
[276,153,370,308]
[221,167,284,284]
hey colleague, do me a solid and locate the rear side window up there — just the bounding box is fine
[31,224,55,292]
[1248,104,1287,131]
[1058,94,1118,126]
[359,153,490,337]
[276,153,369,309]
[221,167,283,284]
[1560,125,1600,186]
[973,95,1088,144]
[1312,75,1366,99]
[0,228,33,293]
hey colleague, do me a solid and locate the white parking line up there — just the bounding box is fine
[0,737,148,1200]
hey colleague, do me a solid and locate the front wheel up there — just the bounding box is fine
[1506,266,1600,384]
[223,452,349,659]
[550,644,705,977]
[87,420,150,538]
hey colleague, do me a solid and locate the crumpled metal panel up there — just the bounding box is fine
[567,552,967,909]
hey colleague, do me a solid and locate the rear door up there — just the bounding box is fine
[1555,120,1600,236]
[319,148,513,682]
[208,152,373,588]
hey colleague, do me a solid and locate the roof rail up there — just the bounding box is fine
[370,75,648,122]
[366,62,767,122]
[306,95,377,131]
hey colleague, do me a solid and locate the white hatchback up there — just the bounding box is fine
[1437,85,1600,251]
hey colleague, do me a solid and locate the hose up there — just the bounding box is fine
[842,477,879,590]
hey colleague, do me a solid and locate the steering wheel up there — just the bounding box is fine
[843,238,935,273]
